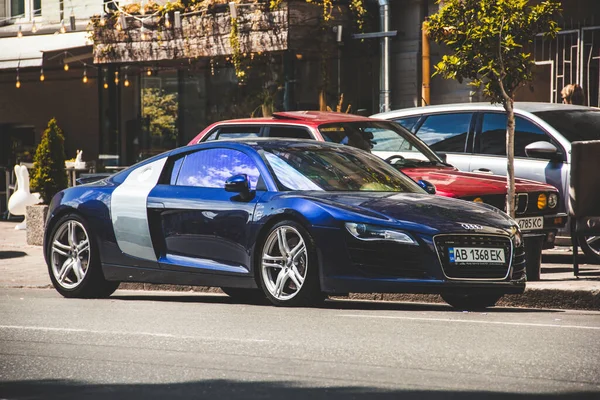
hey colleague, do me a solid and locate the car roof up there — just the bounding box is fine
[372,102,593,119]
[207,111,376,127]
[181,137,350,155]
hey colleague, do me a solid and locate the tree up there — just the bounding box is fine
[426,0,561,217]
[30,118,68,204]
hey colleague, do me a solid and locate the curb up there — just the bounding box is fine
[3,283,597,311]
[117,283,600,311]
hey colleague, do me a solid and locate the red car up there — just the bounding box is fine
[189,112,566,280]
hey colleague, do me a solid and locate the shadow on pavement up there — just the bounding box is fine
[0,379,597,400]
[109,292,556,313]
[542,252,597,266]
[0,251,27,260]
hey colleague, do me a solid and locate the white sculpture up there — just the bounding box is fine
[7,165,42,230]
[74,149,86,169]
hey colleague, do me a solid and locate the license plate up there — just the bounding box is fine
[449,247,506,264]
[516,216,544,231]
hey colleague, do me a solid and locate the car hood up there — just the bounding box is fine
[294,191,515,235]
[400,167,556,198]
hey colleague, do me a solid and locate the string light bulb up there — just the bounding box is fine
[60,19,66,34]
[82,67,88,83]
[64,62,69,71]
[146,68,152,76]
[99,11,106,26]
[114,71,119,84]
[164,13,170,28]
[40,68,45,81]
[31,21,37,33]
[124,73,130,87]
[17,25,23,37]
[16,69,20,88]
[140,25,147,41]
[103,73,108,89]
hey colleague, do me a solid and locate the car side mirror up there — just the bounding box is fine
[525,141,560,160]
[417,179,436,195]
[436,152,448,163]
[225,174,253,201]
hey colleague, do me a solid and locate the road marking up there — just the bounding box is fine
[338,314,600,330]
[0,325,268,342]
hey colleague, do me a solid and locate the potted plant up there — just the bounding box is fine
[26,118,68,245]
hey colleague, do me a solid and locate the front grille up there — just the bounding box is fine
[346,240,430,279]
[461,192,553,216]
[511,243,526,280]
[434,235,512,280]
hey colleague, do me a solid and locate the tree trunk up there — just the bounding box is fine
[504,100,516,218]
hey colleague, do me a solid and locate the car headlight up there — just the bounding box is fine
[537,193,547,209]
[345,222,417,245]
[548,193,558,209]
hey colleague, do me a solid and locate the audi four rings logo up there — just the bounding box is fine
[459,223,483,230]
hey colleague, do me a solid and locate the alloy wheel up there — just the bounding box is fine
[50,220,91,290]
[261,226,308,301]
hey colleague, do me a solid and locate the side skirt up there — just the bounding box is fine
[102,263,258,289]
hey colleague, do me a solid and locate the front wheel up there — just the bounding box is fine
[441,293,503,310]
[257,221,323,307]
[46,214,119,298]
[578,235,600,264]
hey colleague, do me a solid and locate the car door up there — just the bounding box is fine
[470,112,567,211]
[410,112,475,170]
[147,147,264,275]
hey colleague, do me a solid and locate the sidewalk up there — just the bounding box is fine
[1,221,599,310]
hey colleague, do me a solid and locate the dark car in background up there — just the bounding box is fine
[189,112,566,280]
[373,103,600,262]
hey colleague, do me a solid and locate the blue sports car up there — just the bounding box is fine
[44,140,525,309]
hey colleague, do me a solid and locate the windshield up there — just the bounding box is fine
[263,146,424,193]
[533,110,600,142]
[318,121,446,168]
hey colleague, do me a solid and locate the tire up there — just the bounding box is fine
[524,236,544,281]
[220,287,268,304]
[46,213,119,298]
[578,235,600,264]
[441,293,503,310]
[257,220,324,307]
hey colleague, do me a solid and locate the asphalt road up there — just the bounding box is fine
[1,288,599,399]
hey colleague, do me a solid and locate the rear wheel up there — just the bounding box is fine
[441,293,503,310]
[258,221,323,307]
[220,287,267,304]
[47,214,119,298]
[578,235,600,264]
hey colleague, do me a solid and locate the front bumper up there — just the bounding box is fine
[312,226,526,296]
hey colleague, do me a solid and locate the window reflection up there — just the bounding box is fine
[175,148,260,189]
[264,147,422,193]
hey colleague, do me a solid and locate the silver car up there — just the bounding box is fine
[373,102,600,261]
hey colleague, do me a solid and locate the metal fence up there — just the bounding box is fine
[534,26,600,107]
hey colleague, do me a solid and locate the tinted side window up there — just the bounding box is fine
[267,126,313,139]
[415,113,472,152]
[479,113,552,157]
[175,148,260,189]
[215,126,261,140]
[394,116,420,132]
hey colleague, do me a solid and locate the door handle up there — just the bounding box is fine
[472,168,494,175]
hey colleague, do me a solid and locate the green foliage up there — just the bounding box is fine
[426,0,561,103]
[30,118,68,205]
[142,88,178,140]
